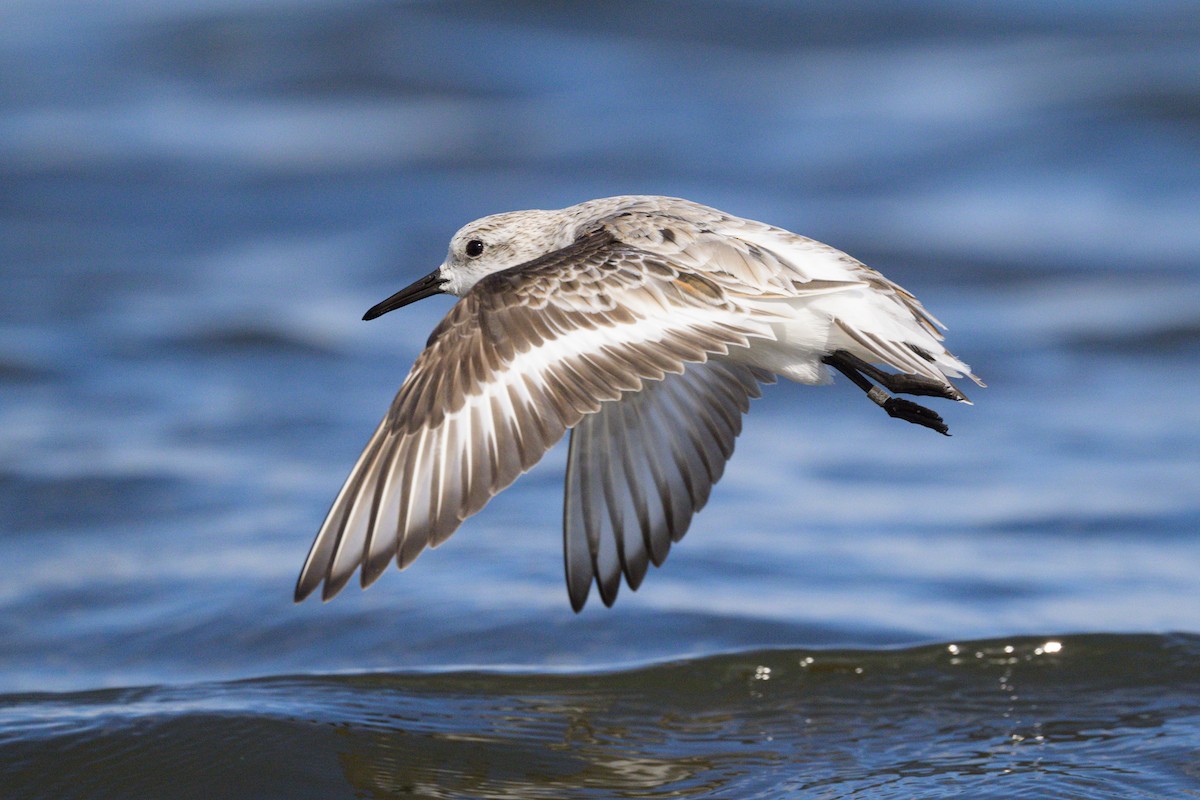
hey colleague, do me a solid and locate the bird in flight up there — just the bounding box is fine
[295,196,982,611]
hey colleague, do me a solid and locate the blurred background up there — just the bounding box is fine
[7,3,1200,796]
[2,2,1199,796]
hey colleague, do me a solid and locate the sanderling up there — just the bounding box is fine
[295,195,983,611]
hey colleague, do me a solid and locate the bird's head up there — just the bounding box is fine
[363,208,565,320]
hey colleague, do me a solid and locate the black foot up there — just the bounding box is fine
[822,350,955,435]
[883,372,965,401]
[832,350,965,401]
[884,397,949,436]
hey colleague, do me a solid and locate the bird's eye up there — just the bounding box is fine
[465,239,485,258]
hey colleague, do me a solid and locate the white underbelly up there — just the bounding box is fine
[727,309,837,385]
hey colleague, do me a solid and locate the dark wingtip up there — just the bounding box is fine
[599,580,619,608]
[569,591,587,614]
[321,577,347,603]
[294,574,318,604]
[360,561,387,590]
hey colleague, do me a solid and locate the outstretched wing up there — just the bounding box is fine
[295,229,778,602]
[563,358,773,611]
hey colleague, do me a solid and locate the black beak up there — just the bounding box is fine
[362,270,448,320]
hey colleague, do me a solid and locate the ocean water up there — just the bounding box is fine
[2,1,1199,798]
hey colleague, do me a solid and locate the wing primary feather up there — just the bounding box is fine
[323,439,389,600]
[613,395,656,584]
[654,375,716,489]
[295,420,391,601]
[360,432,405,588]
[397,425,434,569]
[583,413,622,607]
[563,428,595,612]
[601,402,650,590]
[658,374,722,505]
[676,373,730,476]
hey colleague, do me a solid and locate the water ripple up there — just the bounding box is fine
[2,635,1197,799]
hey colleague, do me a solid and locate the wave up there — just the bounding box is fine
[3,634,1197,799]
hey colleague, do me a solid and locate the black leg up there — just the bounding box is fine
[822,351,950,436]
[829,350,966,402]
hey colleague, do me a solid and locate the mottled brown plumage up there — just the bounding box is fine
[296,196,981,610]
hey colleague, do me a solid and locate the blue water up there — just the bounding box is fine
[2,2,1199,797]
